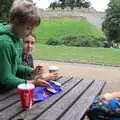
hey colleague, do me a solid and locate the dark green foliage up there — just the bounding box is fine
[49,0,91,10]
[61,36,100,47]
[0,0,34,22]
[82,0,91,8]
[46,38,63,45]
[46,35,105,47]
[68,0,75,10]
[60,0,66,9]
[102,0,120,46]
[0,0,14,21]
[49,2,58,10]
[75,0,90,8]
[99,41,110,48]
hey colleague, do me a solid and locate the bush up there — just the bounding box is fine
[46,36,105,47]
[46,38,63,45]
[61,36,100,47]
[99,41,110,48]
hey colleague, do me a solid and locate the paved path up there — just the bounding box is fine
[34,60,120,95]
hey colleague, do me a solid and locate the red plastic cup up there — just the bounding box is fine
[18,83,35,110]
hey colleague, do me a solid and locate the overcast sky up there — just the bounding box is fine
[34,0,110,12]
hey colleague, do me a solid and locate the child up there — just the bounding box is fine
[87,92,120,120]
[0,0,50,91]
[20,33,58,81]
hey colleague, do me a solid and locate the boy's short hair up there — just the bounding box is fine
[10,0,41,26]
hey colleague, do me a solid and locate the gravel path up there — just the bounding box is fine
[34,60,120,95]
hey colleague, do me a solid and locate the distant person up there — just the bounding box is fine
[20,33,59,81]
[0,0,50,91]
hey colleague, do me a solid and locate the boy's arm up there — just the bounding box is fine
[110,92,120,99]
[17,64,33,75]
[0,42,25,87]
[104,92,120,100]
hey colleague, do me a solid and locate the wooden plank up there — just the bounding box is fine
[0,89,17,101]
[0,76,74,120]
[0,94,19,111]
[0,102,23,120]
[12,77,83,120]
[35,79,94,120]
[60,79,106,120]
[0,76,63,102]
[57,76,73,84]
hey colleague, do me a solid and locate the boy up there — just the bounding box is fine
[0,0,50,91]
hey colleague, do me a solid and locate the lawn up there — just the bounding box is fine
[35,19,104,44]
[32,19,118,66]
[33,44,120,66]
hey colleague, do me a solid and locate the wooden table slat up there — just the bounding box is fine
[0,102,23,120]
[0,94,19,111]
[0,76,106,120]
[0,89,17,101]
[35,79,94,120]
[12,77,83,120]
[0,76,78,120]
[60,79,106,120]
[56,76,73,85]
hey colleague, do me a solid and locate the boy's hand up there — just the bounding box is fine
[33,65,44,75]
[41,72,59,81]
[30,79,51,88]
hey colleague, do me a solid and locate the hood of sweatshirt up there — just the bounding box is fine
[0,22,20,42]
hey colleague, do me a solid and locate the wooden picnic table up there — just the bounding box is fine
[0,76,106,120]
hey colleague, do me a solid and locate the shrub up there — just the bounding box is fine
[99,41,110,48]
[61,36,100,47]
[46,36,105,47]
[46,38,63,45]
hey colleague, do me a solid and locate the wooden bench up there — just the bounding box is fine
[0,76,106,120]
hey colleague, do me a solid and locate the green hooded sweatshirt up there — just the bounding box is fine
[0,23,33,88]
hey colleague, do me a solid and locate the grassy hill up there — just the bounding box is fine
[34,19,105,44]
[33,19,120,66]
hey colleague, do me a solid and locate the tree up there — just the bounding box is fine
[75,0,90,8]
[75,0,82,8]
[49,0,91,10]
[0,0,34,22]
[68,0,75,10]
[102,0,120,46]
[82,0,91,8]
[0,0,14,22]
[60,0,66,9]
[49,2,58,10]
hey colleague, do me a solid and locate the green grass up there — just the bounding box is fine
[35,19,104,43]
[33,19,116,66]
[33,44,120,66]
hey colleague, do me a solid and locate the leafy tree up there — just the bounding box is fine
[102,0,120,46]
[0,0,14,22]
[82,0,91,8]
[49,0,90,10]
[0,0,34,22]
[68,0,75,10]
[75,0,90,8]
[60,0,66,9]
[75,0,82,8]
[49,2,58,10]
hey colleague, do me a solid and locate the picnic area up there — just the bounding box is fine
[0,0,120,119]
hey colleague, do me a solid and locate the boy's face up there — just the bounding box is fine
[23,35,35,55]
